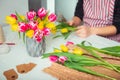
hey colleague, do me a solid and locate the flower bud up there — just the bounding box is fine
[27,11,36,20]
[49,55,59,62]
[73,47,83,55]
[28,21,38,30]
[60,28,68,33]
[18,22,29,32]
[59,56,67,64]
[34,29,44,42]
[48,13,57,22]
[66,41,74,46]
[60,44,68,52]
[42,28,50,36]
[10,14,17,20]
[37,7,47,19]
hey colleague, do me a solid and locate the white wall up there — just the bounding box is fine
[0,0,28,26]
[55,0,77,20]
[40,0,55,13]
[47,0,55,13]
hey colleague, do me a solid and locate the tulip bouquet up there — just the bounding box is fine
[42,41,120,80]
[6,7,57,43]
[54,22,76,39]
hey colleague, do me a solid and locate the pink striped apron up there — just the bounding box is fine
[83,0,120,42]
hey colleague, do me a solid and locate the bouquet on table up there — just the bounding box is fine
[42,41,120,80]
[6,7,57,43]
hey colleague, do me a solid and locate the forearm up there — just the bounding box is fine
[91,25,117,36]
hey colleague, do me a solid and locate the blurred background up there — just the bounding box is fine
[0,0,77,26]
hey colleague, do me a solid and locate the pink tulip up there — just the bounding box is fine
[33,29,44,42]
[18,22,29,32]
[27,11,36,20]
[66,41,74,46]
[49,55,59,62]
[28,21,38,30]
[35,37,42,43]
[59,56,67,64]
[42,28,50,36]
[10,14,17,20]
[48,13,57,22]
[37,7,47,19]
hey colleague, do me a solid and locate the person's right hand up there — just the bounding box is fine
[75,25,94,38]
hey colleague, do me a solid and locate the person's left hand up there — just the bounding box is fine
[75,25,93,38]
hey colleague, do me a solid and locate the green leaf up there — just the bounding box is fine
[89,46,120,57]
[22,33,25,43]
[64,62,116,80]
[15,11,24,22]
[62,32,72,39]
[102,46,120,52]
[67,27,76,31]
[18,32,21,39]
[42,53,53,58]
[80,41,120,57]
[56,22,75,29]
[52,35,63,39]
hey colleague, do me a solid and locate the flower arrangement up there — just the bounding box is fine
[6,7,57,43]
[42,41,120,80]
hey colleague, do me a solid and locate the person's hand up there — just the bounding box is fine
[67,16,81,27]
[67,20,75,26]
[75,25,93,38]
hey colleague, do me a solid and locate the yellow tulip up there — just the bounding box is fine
[20,15,26,21]
[11,24,19,31]
[73,47,83,55]
[54,48,62,52]
[60,44,68,52]
[6,16,17,25]
[60,28,68,33]
[46,22,56,29]
[26,30,34,38]
[51,27,57,34]
[38,21,44,30]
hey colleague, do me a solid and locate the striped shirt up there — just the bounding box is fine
[83,0,115,27]
[75,0,120,42]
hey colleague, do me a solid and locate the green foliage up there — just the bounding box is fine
[64,62,116,80]
[54,22,76,39]
[15,11,24,22]
[80,41,120,57]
